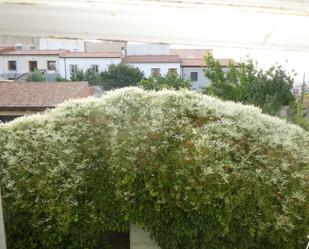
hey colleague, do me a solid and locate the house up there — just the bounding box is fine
[0,49,67,81]
[0,35,39,50]
[59,52,122,80]
[127,42,170,56]
[181,58,234,90]
[0,81,93,123]
[171,49,213,58]
[122,55,181,77]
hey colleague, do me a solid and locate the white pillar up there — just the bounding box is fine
[0,191,7,249]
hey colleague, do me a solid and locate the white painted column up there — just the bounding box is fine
[130,225,160,249]
[0,191,7,249]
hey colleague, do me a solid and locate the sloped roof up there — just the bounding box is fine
[60,52,122,58]
[123,55,181,63]
[1,50,68,56]
[181,58,237,67]
[0,47,15,53]
[0,82,93,110]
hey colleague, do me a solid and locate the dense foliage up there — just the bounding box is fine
[70,64,144,89]
[0,88,308,249]
[70,68,101,85]
[25,70,46,82]
[138,72,191,90]
[100,64,144,90]
[204,54,295,116]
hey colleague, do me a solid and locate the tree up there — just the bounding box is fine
[100,63,144,90]
[70,69,86,81]
[25,70,46,82]
[203,54,295,116]
[70,68,102,85]
[138,72,191,90]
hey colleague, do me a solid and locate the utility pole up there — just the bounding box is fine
[0,190,7,249]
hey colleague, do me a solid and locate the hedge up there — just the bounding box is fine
[0,88,308,249]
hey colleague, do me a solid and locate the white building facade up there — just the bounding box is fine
[0,50,66,81]
[123,55,181,77]
[59,52,122,79]
[39,38,85,52]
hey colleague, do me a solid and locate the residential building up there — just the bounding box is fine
[171,49,213,58]
[0,81,93,122]
[0,49,67,81]
[122,55,181,77]
[181,58,233,90]
[85,40,126,52]
[127,43,170,56]
[39,38,85,52]
[0,35,39,50]
[59,52,122,79]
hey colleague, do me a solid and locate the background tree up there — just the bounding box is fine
[204,54,295,116]
[25,70,46,82]
[138,72,191,90]
[100,63,144,90]
[70,69,86,82]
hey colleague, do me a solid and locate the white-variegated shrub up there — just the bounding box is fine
[0,88,308,249]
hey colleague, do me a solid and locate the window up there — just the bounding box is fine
[151,68,161,77]
[168,68,177,74]
[30,46,37,50]
[70,65,78,74]
[47,61,56,71]
[190,72,198,81]
[29,61,38,72]
[8,61,16,71]
[91,64,99,73]
[15,44,23,50]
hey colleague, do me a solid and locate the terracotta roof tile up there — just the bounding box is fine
[0,82,93,110]
[123,55,181,63]
[2,50,68,56]
[0,47,15,53]
[60,52,122,58]
[181,58,237,67]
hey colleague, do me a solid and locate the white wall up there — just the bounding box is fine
[127,43,170,56]
[40,38,85,52]
[59,57,121,79]
[130,225,160,249]
[0,55,60,74]
[182,67,211,90]
[128,63,181,77]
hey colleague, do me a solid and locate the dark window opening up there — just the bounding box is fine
[47,61,56,71]
[29,61,38,72]
[8,61,16,71]
[190,72,198,81]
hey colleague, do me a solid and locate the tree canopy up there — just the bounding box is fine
[138,72,191,90]
[0,88,308,249]
[203,54,295,116]
[25,70,46,82]
[70,64,144,89]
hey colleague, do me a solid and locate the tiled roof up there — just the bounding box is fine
[60,52,122,58]
[0,47,15,53]
[0,82,93,110]
[181,58,236,67]
[123,55,181,63]
[2,50,68,56]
